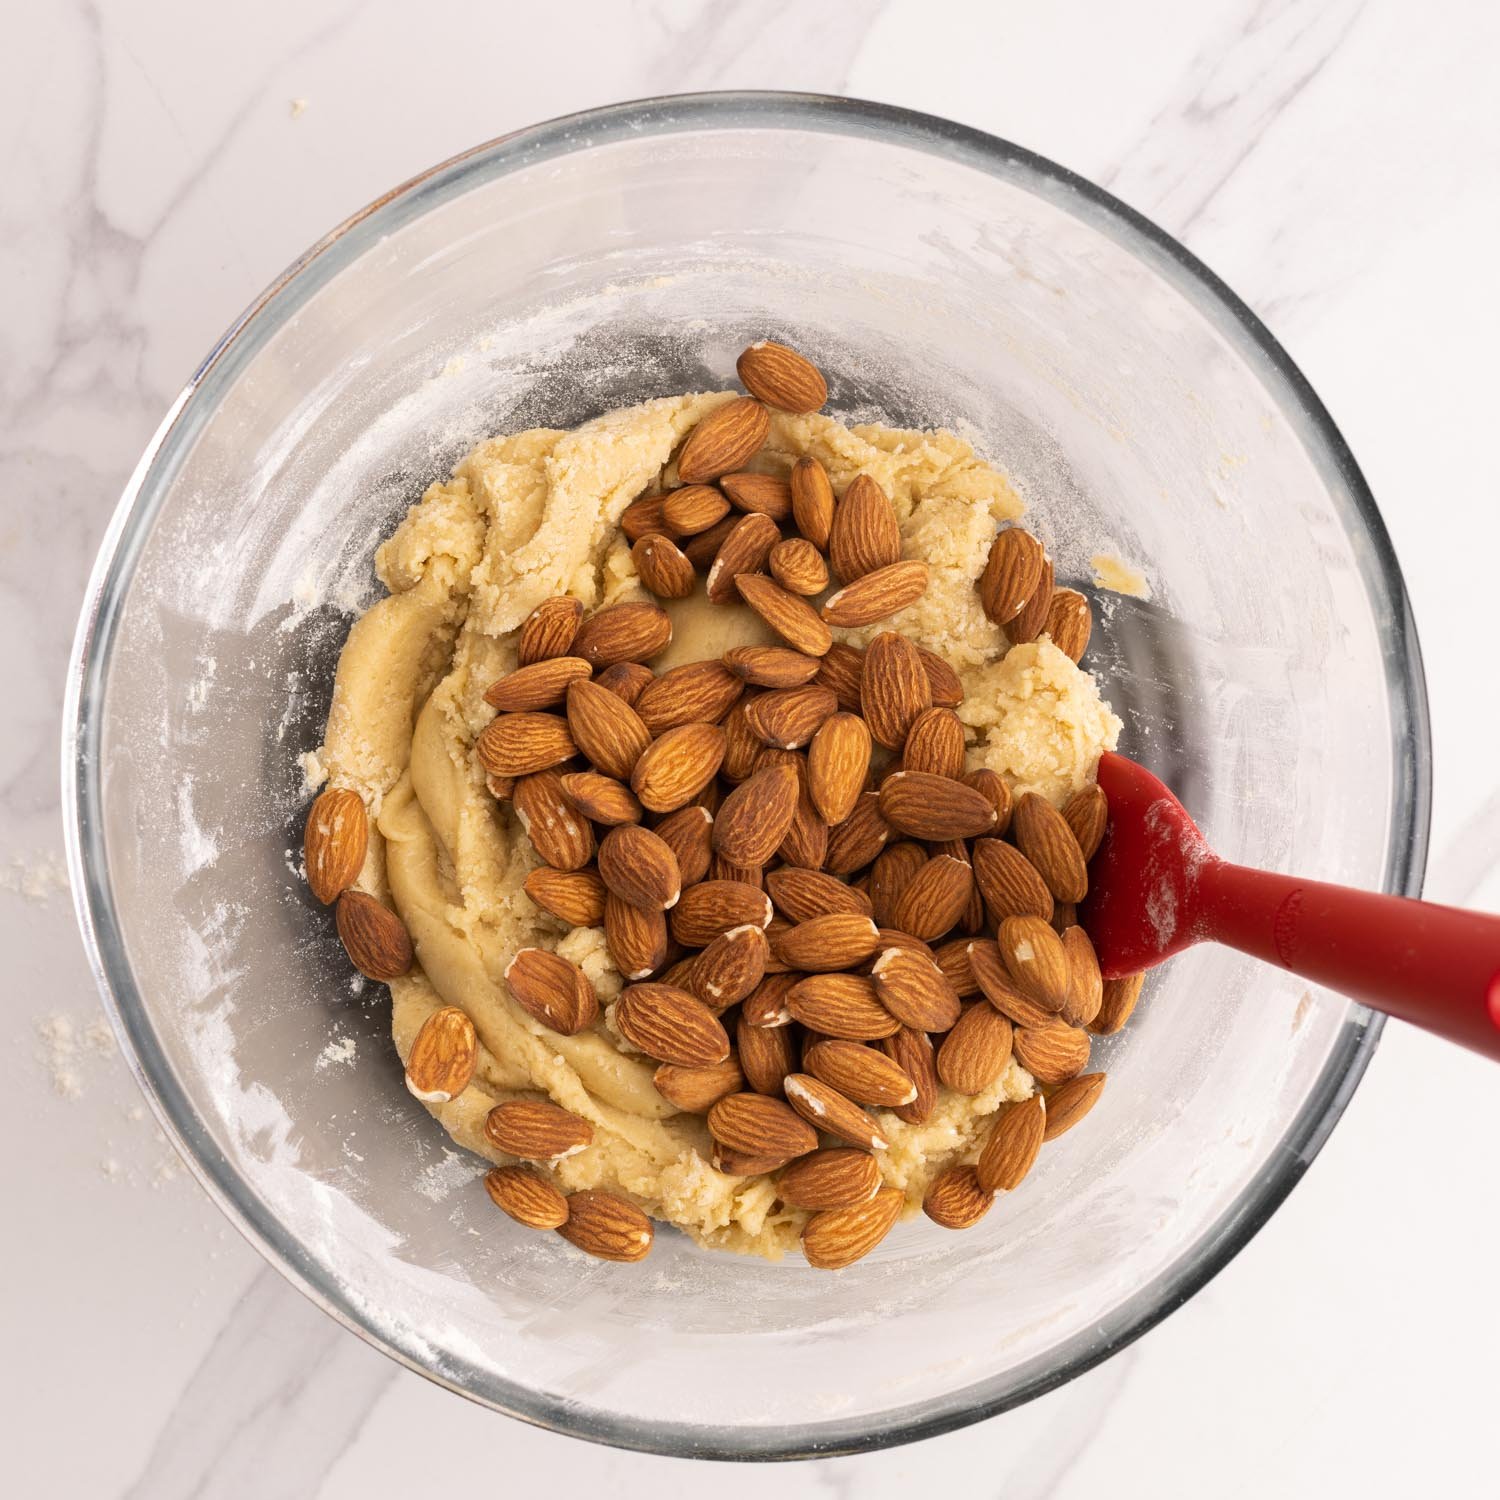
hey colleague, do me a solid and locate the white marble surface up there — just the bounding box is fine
[6,0,1499,1493]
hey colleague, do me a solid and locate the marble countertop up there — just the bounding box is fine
[7,1,1498,1494]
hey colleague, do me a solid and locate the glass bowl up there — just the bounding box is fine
[63,93,1429,1459]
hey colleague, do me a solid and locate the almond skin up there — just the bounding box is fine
[924,1165,995,1229]
[705,512,780,605]
[824,792,893,875]
[475,712,577,778]
[573,601,673,668]
[860,631,932,751]
[652,1054,745,1113]
[707,762,797,867]
[712,1143,790,1177]
[790,455,836,548]
[881,1026,938,1124]
[565,678,652,780]
[822,560,930,628]
[966,938,1058,1028]
[807,711,873,825]
[932,935,982,998]
[736,1015,797,1095]
[518,596,584,665]
[692,924,770,1009]
[1012,792,1089,903]
[484,1100,594,1161]
[889,854,974,942]
[513,770,595,871]
[670,879,773,947]
[597,824,682,912]
[522,866,608,927]
[556,1189,654,1262]
[977,1094,1046,1192]
[736,340,828,413]
[635,659,745,734]
[936,1002,1014,1094]
[783,1074,889,1151]
[743,685,840,750]
[682,513,742,570]
[869,841,927,928]
[1006,554,1054,645]
[786,972,900,1039]
[901,707,966,778]
[1013,1020,1091,1084]
[1063,782,1109,862]
[504,947,600,1035]
[594,661,655,705]
[777,1148,882,1211]
[1045,588,1093,662]
[558,771,642,826]
[878,771,998,841]
[620,495,674,544]
[765,867,873,923]
[653,805,715,886]
[805,1039,917,1107]
[1091,972,1145,1035]
[769,537,830,596]
[483,656,593,712]
[630,723,727,813]
[1043,1072,1107,1140]
[917,647,965,709]
[660,483,730,536]
[632,534,697,599]
[615,983,731,1067]
[336,890,414,980]
[483,1166,569,1231]
[720,470,794,522]
[735,573,833,656]
[722,645,822,688]
[963,768,1014,836]
[404,1006,477,1103]
[802,1185,903,1269]
[304,787,368,904]
[828,474,901,582]
[972,838,1054,924]
[998,914,1072,1012]
[707,1091,818,1162]
[870,946,963,1031]
[677,397,770,483]
[742,970,802,1027]
[813,642,865,711]
[978,527,1045,625]
[604,894,669,980]
[774,913,882,972]
[1059,925,1104,1028]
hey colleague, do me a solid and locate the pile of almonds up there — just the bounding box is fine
[302,340,1145,1268]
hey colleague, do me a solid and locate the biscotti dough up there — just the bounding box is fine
[317,394,1121,1258]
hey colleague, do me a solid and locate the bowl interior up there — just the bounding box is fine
[71,98,1420,1457]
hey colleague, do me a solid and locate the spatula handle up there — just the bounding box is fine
[1196,860,1500,1060]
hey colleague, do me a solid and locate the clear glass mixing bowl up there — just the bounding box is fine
[63,93,1429,1459]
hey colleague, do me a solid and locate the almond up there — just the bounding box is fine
[880,1027,938,1124]
[720,696,764,783]
[765,867,872,923]
[868,841,927,927]
[597,824,682,912]
[805,1039,916,1107]
[1012,792,1089,903]
[932,935,982,998]
[483,656,593,712]
[860,631,932,751]
[735,573,833,656]
[486,773,517,801]
[518,596,584,665]
[777,1148,881,1211]
[573,601,673,668]
[742,970,802,1027]
[1045,588,1093,662]
[558,770,642,826]
[1013,1020,1091,1084]
[936,1002,1014,1094]
[824,792,892,875]
[682,513,740,570]
[764,751,829,870]
[742,685,839,749]
[303,788,368,904]
[878,771,997,841]
[814,642,865,712]
[594,661,655,705]
[475,711,577,778]
[523,866,608,927]
[637,659,747,731]
[632,534,697,599]
[556,1189,654,1262]
[801,1186,902,1269]
[604,894,668,980]
[712,763,800,866]
[769,537,830,595]
[513,770,595,871]
[705,512,780,604]
[659,956,699,991]
[630,723,726,812]
[692,924,770,1009]
[870,946,962,1031]
[806,711,872,825]
[709,853,763,888]
[720,646,817,689]
[1005,554,1054,645]
[653,804,714,886]
[786,972,898,1039]
[966,938,1058,1028]
[660,483,730,535]
[774,913,881,972]
[653,1054,745,1113]
[997,914,1072,1012]
[707,1091,817,1162]
[917,647,965,709]
[924,1166,994,1229]
[971,838,1054,923]
[504,947,600,1035]
[483,1166,569,1230]
[403,1006,476,1103]
[1059,925,1103,1027]
[736,1015,796,1095]
[1063,783,1108,862]
[736,340,828,413]
[976,1094,1045,1192]
[484,1099,594,1161]
[822,560,930,628]
[720,470,793,522]
[620,495,674,544]
[790,455,836,548]
[1043,1071,1106,1140]
[615,982,730,1066]
[565,678,651,780]
[1051,901,1078,935]
[962,768,1014,836]
[783,1074,889,1151]
[336,890,414,980]
[901,707,966,778]
[711,1143,789,1177]
[677,397,770,483]
[889,854,973,941]
[670,879,773,947]
[827,473,901,582]
[1091,972,1145,1036]
[977,527,1045,625]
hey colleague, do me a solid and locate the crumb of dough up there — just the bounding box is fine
[1091,552,1152,599]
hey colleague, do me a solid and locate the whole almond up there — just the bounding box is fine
[707,854,761,886]
[736,340,828,413]
[404,1006,476,1103]
[977,1094,1045,1192]
[1043,1072,1106,1140]
[828,474,901,582]
[978,527,1045,625]
[822,560,930,628]
[889,854,973,941]
[936,1002,1014,1094]
[632,534,697,599]
[869,841,927,927]
[635,660,744,734]
[504,947,600,1035]
[997,914,1072,1011]
[677,397,770,483]
[523,866,608,927]
[722,645,820,688]
[705,512,780,604]
[1013,792,1089,903]
[806,1039,917,1107]
[660,483,730,535]
[824,792,893,875]
[1063,783,1108,861]
[670,879,773,947]
[713,763,801,866]
[605,894,668,980]
[486,773,517,802]
[518,597,584,665]
[597,824,682,912]
[933,935,982,997]
[807,711,872,825]
[712,1142,790,1177]
[786,972,899,1039]
[720,696,764,782]
[963,768,1014,836]
[631,723,726,812]
[484,1100,593,1161]
[1013,1020,1091,1085]
[736,1015,796,1095]
[966,938,1058,1028]
[1091,972,1145,1035]
[881,1027,938,1124]
[556,1189,654,1262]
[774,913,881,972]
[916,647,965,709]
[743,685,839,749]
[742,970,802,1028]
[615,983,730,1067]
[483,1166,569,1230]
[304,787,368,904]
[774,754,830,870]
[783,1074,890,1151]
[558,770,642,826]
[513,770,595,871]
[1045,588,1093,662]
[693,924,770,1009]
[735,573,833,656]
[653,804,714,885]
[801,1186,903,1269]
[924,1166,995,1230]
[790,455,836,547]
[595,661,655,705]
[682,513,741,570]
[484,656,592,712]
[972,838,1054,923]
[1006,554,1054,645]
[777,1148,881,1211]
[1051,901,1079,935]
[879,771,997,841]
[861,631,932,752]
[573,601,673,668]
[1059,925,1103,1028]
[475,712,576,778]
[721,470,794,522]
[707,1091,817,1162]
[769,537,830,595]
[620,494,674,544]
[870,946,962,1031]
[766,867,872,923]
[902,707,966,778]
[653,1054,745,1113]
[813,642,865,711]
[336,890,414,980]
[565,678,651,780]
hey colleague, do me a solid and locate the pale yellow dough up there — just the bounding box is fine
[317,394,1121,1259]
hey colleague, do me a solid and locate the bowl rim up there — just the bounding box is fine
[61,90,1431,1461]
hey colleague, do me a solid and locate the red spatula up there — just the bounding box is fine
[1083,751,1500,1060]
